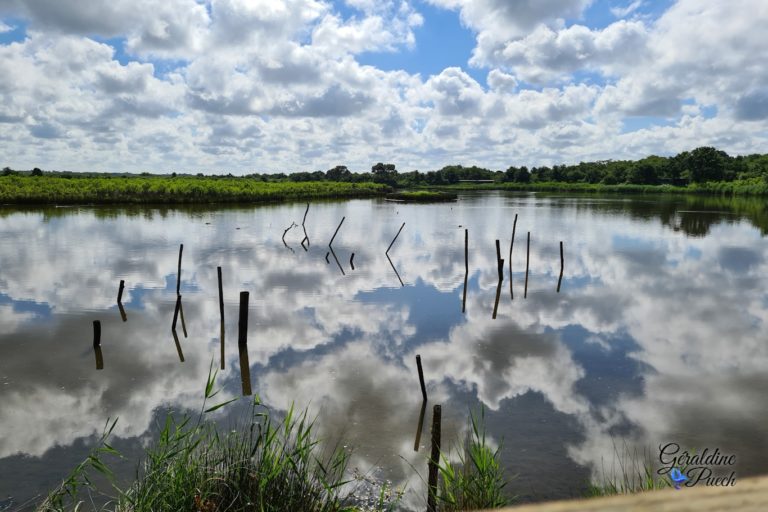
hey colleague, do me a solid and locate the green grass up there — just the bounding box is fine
[437,409,512,511]
[0,176,389,205]
[585,440,671,497]
[425,177,768,196]
[385,190,458,202]
[38,365,402,512]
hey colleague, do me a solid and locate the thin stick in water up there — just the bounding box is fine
[329,216,345,247]
[218,266,225,369]
[462,229,468,313]
[524,231,530,299]
[117,279,125,303]
[414,401,426,452]
[557,241,564,293]
[176,243,183,295]
[492,259,504,319]
[427,404,442,512]
[350,252,355,270]
[386,222,406,255]
[172,294,181,331]
[416,354,427,402]
[92,320,101,348]
[238,291,249,346]
[509,213,517,300]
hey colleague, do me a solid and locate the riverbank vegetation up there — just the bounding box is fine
[0,175,387,204]
[39,369,510,512]
[4,146,768,204]
[386,191,458,202]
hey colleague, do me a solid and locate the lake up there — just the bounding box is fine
[1,191,767,510]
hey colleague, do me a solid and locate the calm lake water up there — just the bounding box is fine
[1,191,767,510]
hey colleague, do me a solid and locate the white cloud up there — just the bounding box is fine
[610,0,643,18]
[0,0,767,172]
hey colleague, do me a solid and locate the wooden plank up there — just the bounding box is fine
[481,474,768,512]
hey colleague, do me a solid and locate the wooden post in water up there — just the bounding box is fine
[462,229,468,313]
[509,213,517,300]
[92,320,101,348]
[238,342,252,396]
[427,404,442,512]
[178,301,188,338]
[218,266,225,369]
[238,291,249,346]
[117,280,125,303]
[172,295,181,331]
[414,401,427,452]
[495,239,501,267]
[329,216,345,248]
[387,222,406,255]
[94,345,104,370]
[524,232,530,299]
[416,354,427,402]
[557,241,564,293]
[176,244,183,295]
[217,267,224,321]
[492,259,504,319]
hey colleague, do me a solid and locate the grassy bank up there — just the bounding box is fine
[39,370,511,512]
[0,176,388,205]
[386,191,458,202]
[422,177,768,196]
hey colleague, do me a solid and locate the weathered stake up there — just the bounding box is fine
[94,345,104,370]
[524,232,530,298]
[172,294,181,331]
[414,401,427,452]
[217,267,225,319]
[176,244,183,295]
[386,222,406,255]
[218,266,225,369]
[329,216,345,247]
[427,404,442,512]
[92,320,101,348]
[238,291,249,346]
[492,259,504,319]
[462,229,468,313]
[509,213,517,300]
[416,354,427,402]
[238,342,252,396]
[495,239,501,267]
[557,241,564,293]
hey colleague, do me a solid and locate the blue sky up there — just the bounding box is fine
[0,0,766,173]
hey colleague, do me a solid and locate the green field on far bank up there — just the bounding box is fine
[0,175,388,204]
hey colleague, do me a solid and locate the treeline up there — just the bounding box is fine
[5,147,768,189]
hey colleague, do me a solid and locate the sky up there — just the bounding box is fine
[0,0,766,174]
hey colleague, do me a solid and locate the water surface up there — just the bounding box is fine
[1,192,767,509]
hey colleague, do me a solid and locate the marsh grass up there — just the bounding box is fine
[385,191,458,202]
[437,409,512,511]
[39,364,400,512]
[0,176,388,205]
[586,439,671,497]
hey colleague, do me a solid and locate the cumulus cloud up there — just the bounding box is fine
[0,0,767,172]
